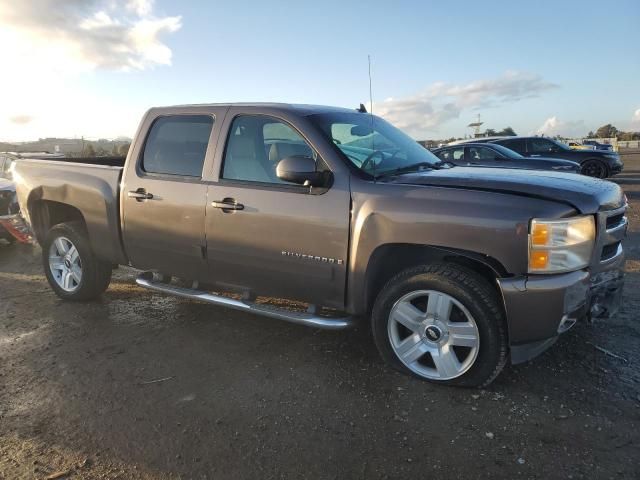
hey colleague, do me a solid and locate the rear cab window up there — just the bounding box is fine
[142,115,214,177]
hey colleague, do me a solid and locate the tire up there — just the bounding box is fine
[581,159,608,178]
[371,263,508,388]
[42,221,112,301]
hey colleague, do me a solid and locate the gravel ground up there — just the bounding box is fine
[1,153,639,480]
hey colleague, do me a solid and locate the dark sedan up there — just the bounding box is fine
[432,142,581,173]
[450,136,622,178]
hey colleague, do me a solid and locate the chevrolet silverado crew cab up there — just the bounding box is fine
[12,104,627,387]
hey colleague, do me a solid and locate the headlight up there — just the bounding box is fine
[528,216,595,273]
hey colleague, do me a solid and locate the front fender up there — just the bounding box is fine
[346,179,577,314]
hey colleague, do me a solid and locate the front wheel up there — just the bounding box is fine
[42,221,112,301]
[581,159,608,178]
[371,264,508,387]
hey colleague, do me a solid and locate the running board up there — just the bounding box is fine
[136,272,355,330]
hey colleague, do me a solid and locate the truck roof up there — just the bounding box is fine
[156,103,360,116]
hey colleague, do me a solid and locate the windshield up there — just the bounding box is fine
[308,112,442,177]
[490,143,524,159]
[549,138,571,151]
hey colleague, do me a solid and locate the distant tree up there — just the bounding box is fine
[496,126,517,136]
[118,143,131,156]
[595,124,618,138]
[586,131,595,138]
[484,128,497,136]
[84,144,96,157]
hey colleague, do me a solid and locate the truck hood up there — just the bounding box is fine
[382,166,624,214]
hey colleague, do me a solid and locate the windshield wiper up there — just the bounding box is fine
[374,161,439,179]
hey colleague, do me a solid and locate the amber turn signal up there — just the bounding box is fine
[531,223,549,246]
[529,250,549,270]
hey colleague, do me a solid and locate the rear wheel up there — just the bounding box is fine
[42,222,112,301]
[371,263,508,387]
[581,159,608,178]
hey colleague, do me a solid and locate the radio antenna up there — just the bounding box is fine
[368,54,376,181]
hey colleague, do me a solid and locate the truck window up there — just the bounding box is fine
[529,138,558,154]
[142,115,214,177]
[497,138,526,154]
[222,115,315,184]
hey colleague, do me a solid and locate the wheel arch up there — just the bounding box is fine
[362,243,508,316]
[28,198,86,244]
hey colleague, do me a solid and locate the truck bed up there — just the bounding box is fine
[26,156,126,167]
[13,158,127,264]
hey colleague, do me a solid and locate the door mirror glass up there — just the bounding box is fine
[276,155,326,186]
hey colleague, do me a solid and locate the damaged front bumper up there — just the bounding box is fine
[499,257,625,364]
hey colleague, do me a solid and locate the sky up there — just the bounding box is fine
[0,0,639,142]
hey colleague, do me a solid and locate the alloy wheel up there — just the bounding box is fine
[387,290,480,380]
[48,236,83,292]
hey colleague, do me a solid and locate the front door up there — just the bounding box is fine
[122,112,221,279]
[204,112,350,309]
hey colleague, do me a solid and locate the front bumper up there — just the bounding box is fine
[499,261,624,364]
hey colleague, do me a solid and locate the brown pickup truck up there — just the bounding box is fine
[12,103,627,387]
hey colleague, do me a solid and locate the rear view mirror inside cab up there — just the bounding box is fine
[350,125,373,137]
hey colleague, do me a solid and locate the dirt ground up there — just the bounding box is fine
[1,154,639,480]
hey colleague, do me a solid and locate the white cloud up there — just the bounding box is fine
[535,116,586,137]
[0,0,181,141]
[631,108,640,126]
[374,71,558,138]
[0,0,182,72]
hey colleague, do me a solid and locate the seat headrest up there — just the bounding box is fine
[268,143,280,163]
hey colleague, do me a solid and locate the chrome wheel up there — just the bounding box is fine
[48,236,82,292]
[387,290,480,380]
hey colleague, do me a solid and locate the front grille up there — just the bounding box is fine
[606,213,625,230]
[592,205,627,271]
[601,241,621,261]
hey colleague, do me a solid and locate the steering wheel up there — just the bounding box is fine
[360,149,402,174]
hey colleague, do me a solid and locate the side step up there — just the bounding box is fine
[136,272,355,330]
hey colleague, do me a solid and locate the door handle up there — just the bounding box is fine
[128,189,154,201]
[212,199,244,211]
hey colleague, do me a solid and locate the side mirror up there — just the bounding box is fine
[276,155,327,187]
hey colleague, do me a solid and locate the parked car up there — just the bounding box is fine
[432,143,580,173]
[566,141,593,150]
[12,104,626,387]
[582,139,613,151]
[450,136,623,178]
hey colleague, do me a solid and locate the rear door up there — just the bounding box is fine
[203,109,351,309]
[121,108,226,279]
